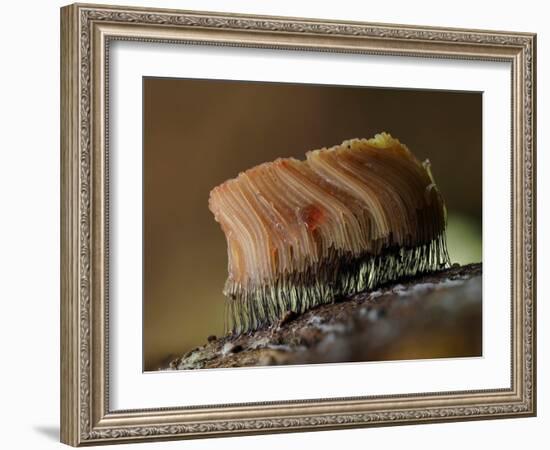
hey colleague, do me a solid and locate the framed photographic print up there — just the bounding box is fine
[60,3,536,446]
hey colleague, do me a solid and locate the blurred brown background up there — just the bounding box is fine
[143,77,482,371]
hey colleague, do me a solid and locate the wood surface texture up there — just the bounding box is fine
[168,264,482,370]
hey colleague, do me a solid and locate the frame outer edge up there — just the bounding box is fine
[533,33,537,416]
[528,33,536,416]
[61,4,81,447]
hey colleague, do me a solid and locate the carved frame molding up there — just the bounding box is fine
[61,3,536,446]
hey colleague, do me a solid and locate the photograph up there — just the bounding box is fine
[59,3,536,445]
[143,78,483,371]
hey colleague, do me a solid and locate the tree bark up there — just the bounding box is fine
[166,263,482,370]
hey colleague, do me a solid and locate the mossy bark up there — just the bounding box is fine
[166,263,482,370]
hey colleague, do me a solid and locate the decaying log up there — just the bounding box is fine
[166,263,481,370]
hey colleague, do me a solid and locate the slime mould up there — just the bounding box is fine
[208,132,450,334]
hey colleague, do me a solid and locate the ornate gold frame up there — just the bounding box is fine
[60,3,536,446]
